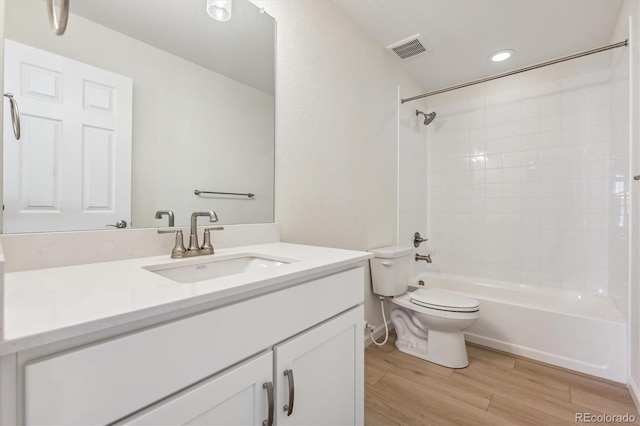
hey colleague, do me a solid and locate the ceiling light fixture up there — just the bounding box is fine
[489,49,515,62]
[206,0,232,21]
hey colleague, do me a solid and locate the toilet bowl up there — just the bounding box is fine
[369,246,479,368]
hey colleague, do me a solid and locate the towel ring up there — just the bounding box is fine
[46,0,69,36]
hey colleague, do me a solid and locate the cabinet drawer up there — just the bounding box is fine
[24,267,364,425]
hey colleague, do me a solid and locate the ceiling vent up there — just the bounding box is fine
[387,34,431,60]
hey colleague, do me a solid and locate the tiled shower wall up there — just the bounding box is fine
[424,54,628,297]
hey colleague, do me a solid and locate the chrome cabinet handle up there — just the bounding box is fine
[46,0,70,35]
[106,220,127,229]
[262,382,274,426]
[4,93,20,140]
[283,369,294,416]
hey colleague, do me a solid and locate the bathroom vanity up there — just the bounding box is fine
[0,242,370,425]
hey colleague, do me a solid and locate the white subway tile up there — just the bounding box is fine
[521,150,540,167]
[521,133,540,151]
[539,129,563,147]
[563,111,586,129]
[485,125,502,140]
[585,143,608,161]
[502,213,521,229]
[539,147,563,164]
[521,181,541,197]
[503,152,522,168]
[423,66,616,296]
[540,114,563,132]
[470,129,486,145]
[503,167,521,183]
[468,170,484,185]
[521,213,540,230]
[521,229,541,246]
[521,117,540,135]
[485,139,502,154]
[454,143,471,158]
[470,199,485,213]
[471,155,486,170]
[502,121,521,137]
[562,127,586,146]
[562,145,587,163]
[521,98,541,119]
[540,213,563,231]
[521,197,541,213]
[540,94,563,116]
[486,183,502,198]
[486,198,502,213]
[486,168,503,184]
[521,166,540,182]
[472,184,485,198]
[486,213,502,228]
[540,262,562,281]
[503,182,521,198]
[502,136,522,153]
[469,110,486,129]
[486,154,503,169]
[502,198,521,214]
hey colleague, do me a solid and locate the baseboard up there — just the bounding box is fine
[364,321,393,347]
[629,376,640,411]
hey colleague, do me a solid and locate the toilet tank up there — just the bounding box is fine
[368,246,413,296]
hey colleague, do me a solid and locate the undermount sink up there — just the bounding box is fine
[145,254,296,284]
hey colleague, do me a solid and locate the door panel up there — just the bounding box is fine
[275,306,364,426]
[3,39,132,232]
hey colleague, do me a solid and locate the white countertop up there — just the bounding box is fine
[2,242,372,355]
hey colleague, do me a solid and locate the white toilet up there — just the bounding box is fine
[369,246,479,368]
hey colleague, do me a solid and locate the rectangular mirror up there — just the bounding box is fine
[2,0,275,232]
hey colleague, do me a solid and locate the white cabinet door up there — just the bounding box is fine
[3,39,132,232]
[275,306,364,426]
[124,351,273,426]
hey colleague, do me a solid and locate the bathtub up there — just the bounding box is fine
[415,274,627,383]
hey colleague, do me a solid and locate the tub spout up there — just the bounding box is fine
[416,253,432,263]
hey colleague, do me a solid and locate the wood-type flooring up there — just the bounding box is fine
[365,334,638,425]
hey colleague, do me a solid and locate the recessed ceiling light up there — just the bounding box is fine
[489,49,515,62]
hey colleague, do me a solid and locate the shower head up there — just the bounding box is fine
[416,110,437,126]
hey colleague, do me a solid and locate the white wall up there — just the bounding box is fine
[5,1,274,229]
[251,0,424,329]
[613,0,640,408]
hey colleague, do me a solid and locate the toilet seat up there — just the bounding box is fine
[410,289,479,313]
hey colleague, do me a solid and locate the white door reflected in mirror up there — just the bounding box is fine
[3,40,132,233]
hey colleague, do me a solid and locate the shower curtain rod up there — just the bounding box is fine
[401,40,628,104]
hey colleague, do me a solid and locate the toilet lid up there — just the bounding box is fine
[410,288,479,312]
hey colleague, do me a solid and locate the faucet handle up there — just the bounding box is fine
[201,227,224,254]
[158,229,187,259]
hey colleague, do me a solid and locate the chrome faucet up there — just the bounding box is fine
[188,211,220,254]
[416,253,432,263]
[155,210,175,227]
